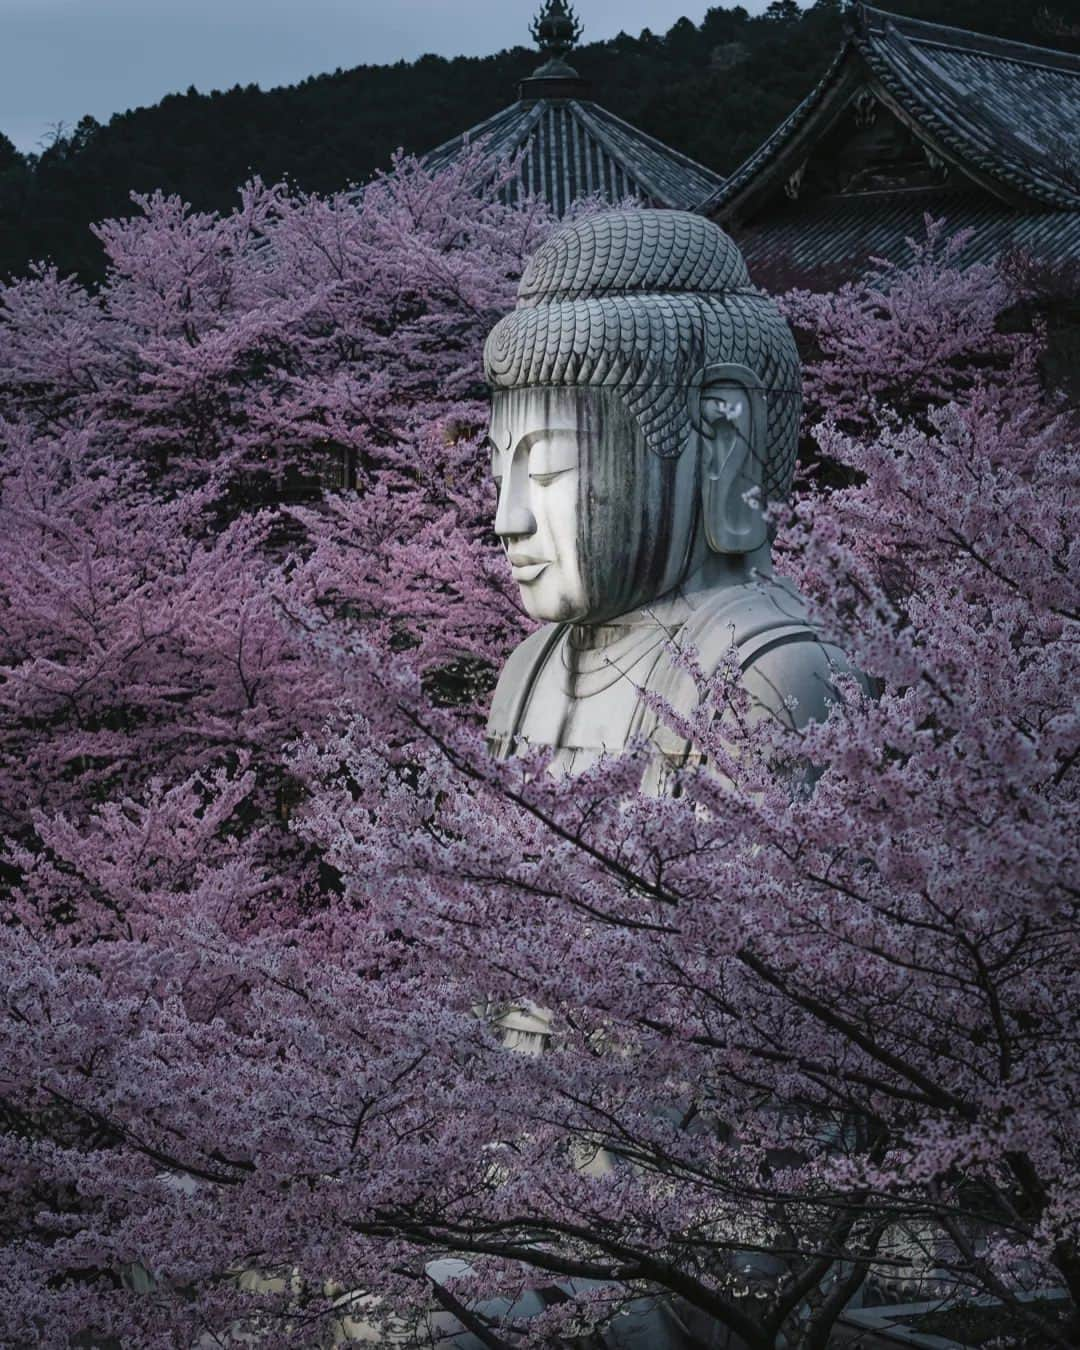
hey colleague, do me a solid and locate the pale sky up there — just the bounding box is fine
[1,0,786,154]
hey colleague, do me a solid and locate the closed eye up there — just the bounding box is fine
[529,468,574,485]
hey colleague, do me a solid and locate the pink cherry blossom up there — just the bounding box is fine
[0,175,1076,1349]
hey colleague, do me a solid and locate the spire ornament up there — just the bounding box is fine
[530,1,583,58]
[519,0,589,100]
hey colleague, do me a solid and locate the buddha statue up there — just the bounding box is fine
[484,210,856,787]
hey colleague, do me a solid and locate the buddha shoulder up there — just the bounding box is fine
[650,577,863,731]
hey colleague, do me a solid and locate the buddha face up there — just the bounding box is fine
[489,386,702,624]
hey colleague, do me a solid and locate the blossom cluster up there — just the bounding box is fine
[0,172,1076,1349]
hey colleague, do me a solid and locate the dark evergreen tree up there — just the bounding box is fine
[2,0,1077,283]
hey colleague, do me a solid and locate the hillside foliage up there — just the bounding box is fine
[3,0,1080,283]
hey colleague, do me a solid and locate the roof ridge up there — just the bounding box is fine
[857,16,1080,208]
[577,100,724,184]
[696,41,857,213]
[416,89,722,214]
[569,101,693,205]
[703,7,1080,220]
[859,5,1080,75]
[423,101,539,167]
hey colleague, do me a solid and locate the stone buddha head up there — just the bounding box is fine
[484,210,802,625]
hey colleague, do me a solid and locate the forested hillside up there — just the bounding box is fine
[4,0,1079,282]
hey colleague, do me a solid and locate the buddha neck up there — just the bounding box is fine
[567,545,773,648]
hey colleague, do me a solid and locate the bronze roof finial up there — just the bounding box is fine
[530,0,584,58]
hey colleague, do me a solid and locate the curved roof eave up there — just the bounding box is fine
[697,42,860,219]
[855,15,1080,209]
[701,6,1080,221]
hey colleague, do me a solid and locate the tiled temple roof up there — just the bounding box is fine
[424,97,724,216]
[700,5,1080,233]
[419,2,724,216]
[735,190,1080,278]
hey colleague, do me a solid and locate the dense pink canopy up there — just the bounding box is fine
[0,165,1076,1348]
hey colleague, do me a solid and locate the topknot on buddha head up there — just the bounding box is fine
[515,210,751,305]
[485,209,803,506]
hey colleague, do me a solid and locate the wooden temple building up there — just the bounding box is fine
[419,0,725,216]
[425,2,1079,281]
[702,4,1080,279]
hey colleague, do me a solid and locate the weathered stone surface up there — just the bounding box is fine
[484,210,857,782]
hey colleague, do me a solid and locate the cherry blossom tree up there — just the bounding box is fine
[288,325,1079,1346]
[0,153,553,1346]
[1,150,551,683]
[780,220,1045,432]
[0,182,1076,1350]
[0,148,552,876]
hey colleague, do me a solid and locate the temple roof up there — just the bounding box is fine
[734,189,1080,279]
[701,5,1080,222]
[420,3,724,217]
[424,99,724,217]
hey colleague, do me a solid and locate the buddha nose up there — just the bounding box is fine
[494,463,537,539]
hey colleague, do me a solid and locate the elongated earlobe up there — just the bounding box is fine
[689,363,768,555]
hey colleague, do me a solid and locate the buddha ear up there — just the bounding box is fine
[688,362,768,555]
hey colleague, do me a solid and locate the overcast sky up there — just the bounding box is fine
[2,0,784,154]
